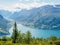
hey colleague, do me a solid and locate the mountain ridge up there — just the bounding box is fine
[10,5,60,30]
[0,15,10,35]
[0,4,60,30]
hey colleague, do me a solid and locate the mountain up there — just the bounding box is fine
[0,15,10,35]
[0,10,12,18]
[10,5,60,30]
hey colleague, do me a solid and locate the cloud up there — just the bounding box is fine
[13,2,49,11]
[14,2,59,10]
[0,1,60,12]
[19,0,41,3]
[15,2,43,9]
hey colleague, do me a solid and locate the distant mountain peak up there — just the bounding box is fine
[55,5,60,8]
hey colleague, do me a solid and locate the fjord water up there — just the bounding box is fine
[9,24,60,38]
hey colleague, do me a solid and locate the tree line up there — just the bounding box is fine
[11,22,38,44]
[0,22,60,45]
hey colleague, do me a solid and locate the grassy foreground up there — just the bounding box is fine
[0,37,60,45]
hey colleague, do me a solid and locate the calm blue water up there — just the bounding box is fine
[9,24,60,38]
[0,32,9,37]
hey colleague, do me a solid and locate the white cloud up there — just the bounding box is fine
[12,2,49,11]
[0,2,60,12]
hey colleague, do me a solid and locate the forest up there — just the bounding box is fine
[0,22,60,45]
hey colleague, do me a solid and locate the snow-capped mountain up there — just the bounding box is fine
[10,5,60,30]
[0,4,60,30]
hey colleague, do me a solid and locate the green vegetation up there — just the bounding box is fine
[0,22,60,45]
[11,22,19,43]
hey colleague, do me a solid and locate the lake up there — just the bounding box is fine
[9,24,60,38]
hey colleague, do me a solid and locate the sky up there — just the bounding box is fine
[0,0,60,11]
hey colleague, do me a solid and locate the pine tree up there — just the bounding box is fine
[11,22,18,43]
[26,31,32,44]
[17,31,22,43]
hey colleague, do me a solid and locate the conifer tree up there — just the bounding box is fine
[11,22,18,43]
[26,31,32,44]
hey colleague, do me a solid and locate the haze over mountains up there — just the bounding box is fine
[0,15,11,35]
[10,5,60,30]
[0,4,60,34]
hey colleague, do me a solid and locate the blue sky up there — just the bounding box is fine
[0,0,60,11]
[0,0,60,4]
